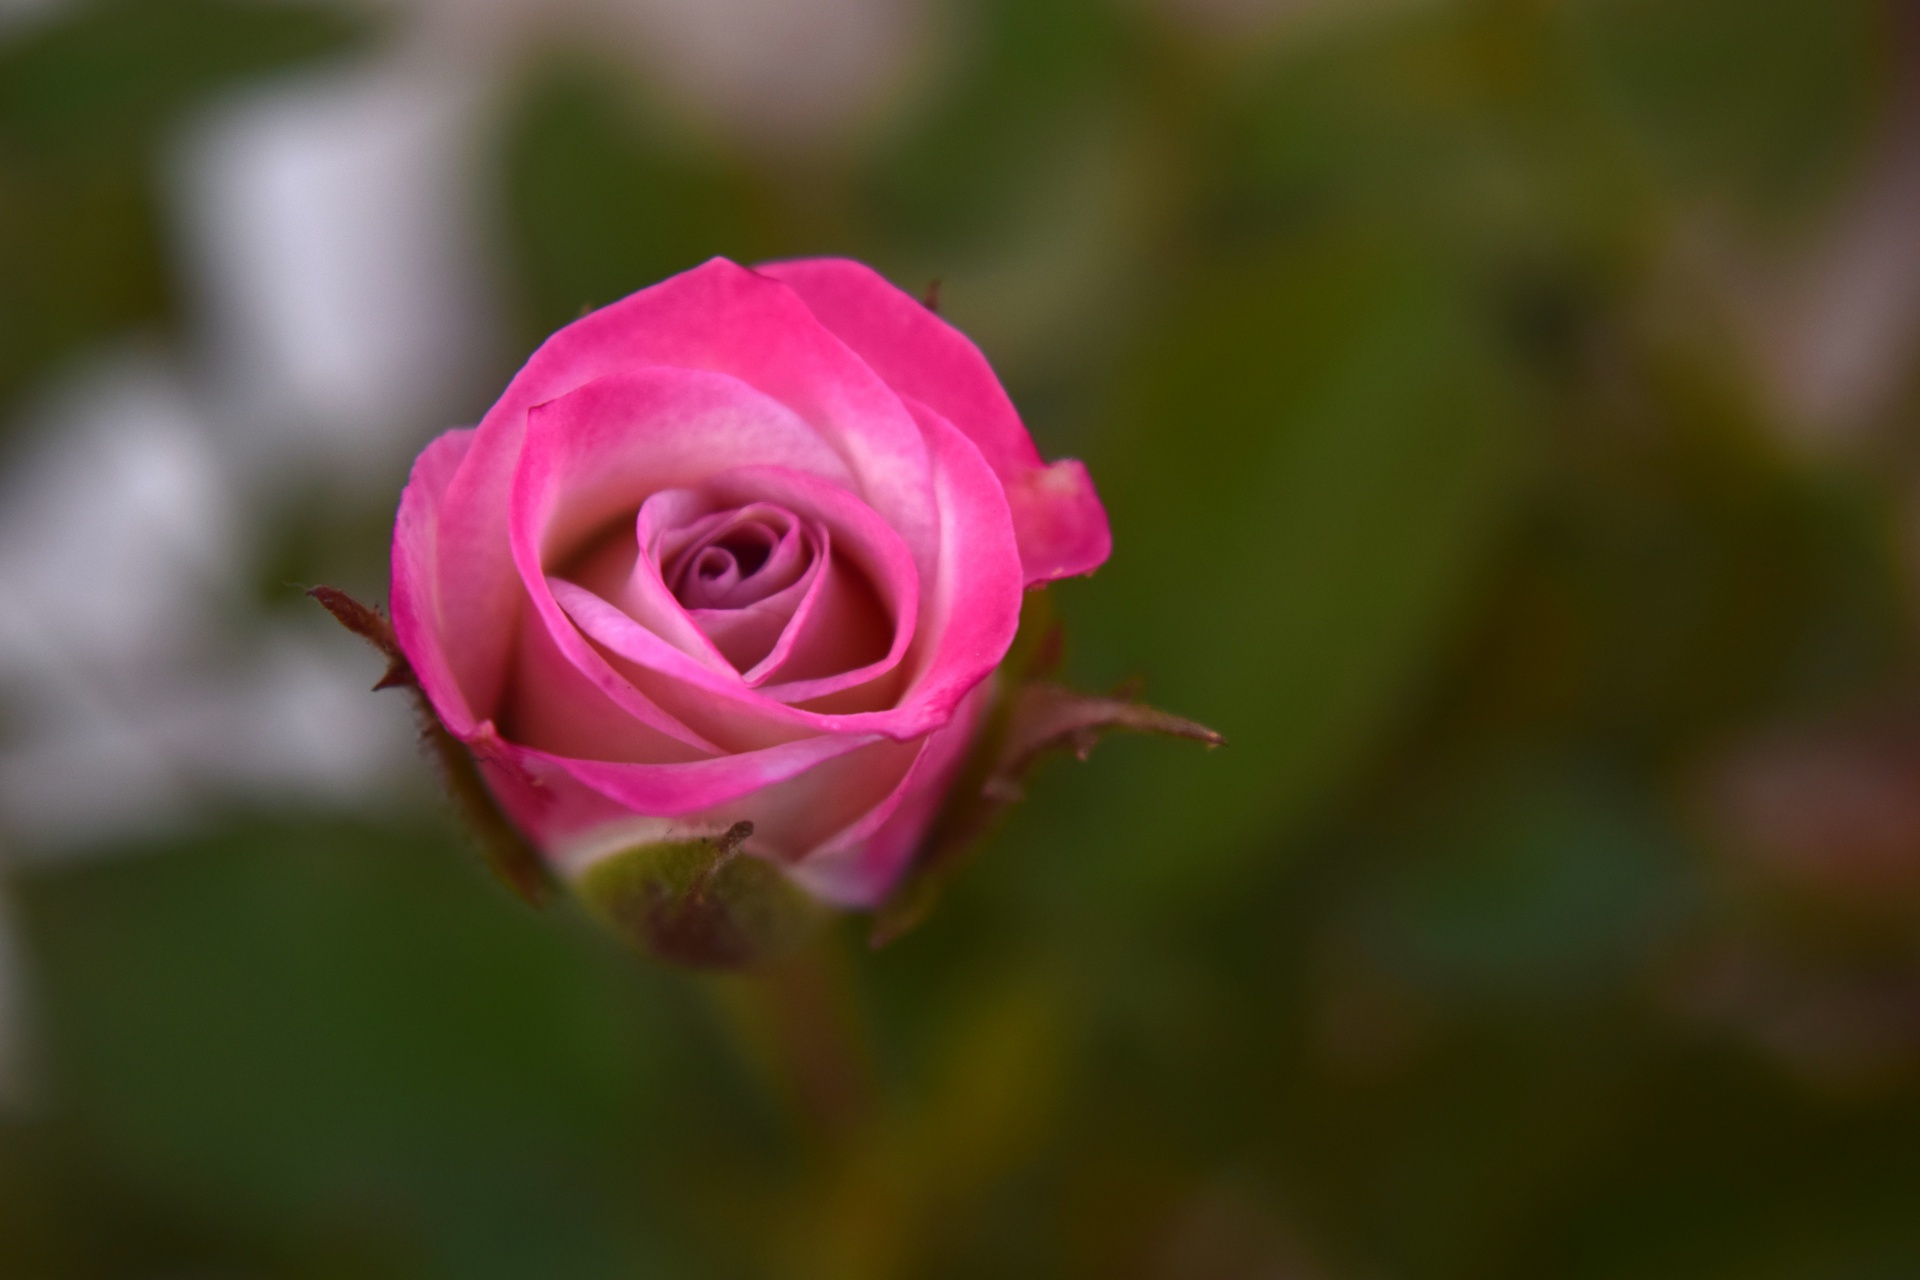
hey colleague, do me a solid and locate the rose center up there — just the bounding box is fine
[692,525,775,586]
[551,487,898,694]
[666,509,812,616]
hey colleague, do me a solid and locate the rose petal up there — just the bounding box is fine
[610,488,744,674]
[520,369,853,570]
[750,547,891,697]
[701,735,924,863]
[391,427,485,734]
[541,459,941,748]
[695,518,832,684]
[529,730,888,819]
[759,257,1112,584]
[471,737,647,864]
[466,722,895,863]
[637,495,818,671]
[700,467,913,695]
[689,563,824,675]
[435,260,943,718]
[888,400,1024,720]
[556,496,732,677]
[670,510,811,609]
[789,679,991,907]
[503,602,717,763]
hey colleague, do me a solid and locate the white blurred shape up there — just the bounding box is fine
[178,63,496,470]
[0,353,414,857]
[0,357,232,679]
[1758,119,1920,435]
[0,635,412,851]
[1720,13,1920,444]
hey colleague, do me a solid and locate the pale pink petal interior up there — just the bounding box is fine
[516,417,928,758]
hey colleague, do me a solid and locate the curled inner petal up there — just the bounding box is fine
[552,483,898,697]
[666,505,811,611]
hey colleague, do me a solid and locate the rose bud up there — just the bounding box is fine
[324,257,1214,967]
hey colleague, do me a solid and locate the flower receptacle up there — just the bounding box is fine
[574,822,829,969]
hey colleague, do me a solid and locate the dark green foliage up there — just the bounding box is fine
[500,63,790,346]
[0,0,365,419]
[1574,0,1889,219]
[862,0,1129,249]
[11,814,751,1278]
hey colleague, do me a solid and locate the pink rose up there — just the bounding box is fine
[390,257,1109,907]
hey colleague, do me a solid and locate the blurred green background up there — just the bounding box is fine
[6,0,1920,1275]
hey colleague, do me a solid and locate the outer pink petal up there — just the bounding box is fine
[758,257,1112,584]
[465,722,882,857]
[892,400,1024,722]
[390,428,486,736]
[788,680,991,907]
[435,259,942,717]
[526,731,884,819]
[686,735,924,864]
[468,724,641,855]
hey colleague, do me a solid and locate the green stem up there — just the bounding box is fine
[715,931,876,1143]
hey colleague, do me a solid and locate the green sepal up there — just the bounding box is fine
[575,822,827,969]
